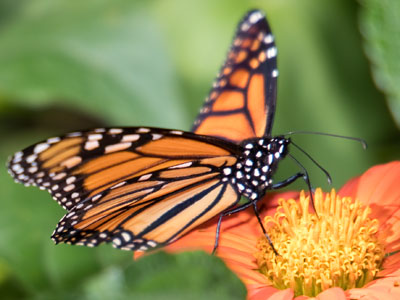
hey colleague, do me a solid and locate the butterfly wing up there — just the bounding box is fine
[192,10,278,143]
[7,127,240,250]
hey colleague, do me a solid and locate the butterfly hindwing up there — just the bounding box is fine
[53,158,239,250]
[192,10,278,143]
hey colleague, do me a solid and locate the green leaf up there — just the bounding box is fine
[360,0,400,127]
[0,0,188,129]
[83,251,246,300]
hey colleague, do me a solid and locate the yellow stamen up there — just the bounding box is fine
[255,188,385,297]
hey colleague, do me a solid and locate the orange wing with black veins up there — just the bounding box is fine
[192,10,278,143]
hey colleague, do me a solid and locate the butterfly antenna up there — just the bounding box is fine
[290,141,332,185]
[285,131,368,149]
[288,154,317,215]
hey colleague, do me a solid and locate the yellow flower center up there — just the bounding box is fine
[255,188,385,297]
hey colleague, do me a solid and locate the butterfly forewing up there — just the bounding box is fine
[192,10,278,143]
[8,127,241,249]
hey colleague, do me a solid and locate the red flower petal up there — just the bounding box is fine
[348,276,400,300]
[315,287,346,300]
[340,161,400,252]
[264,288,294,300]
[380,251,400,277]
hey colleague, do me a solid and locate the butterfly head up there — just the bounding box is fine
[243,135,290,169]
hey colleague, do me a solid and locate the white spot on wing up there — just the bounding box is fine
[92,194,102,201]
[113,238,122,246]
[223,168,231,175]
[47,137,61,144]
[12,164,23,172]
[169,162,192,169]
[12,155,22,164]
[53,172,67,180]
[109,128,123,134]
[14,151,23,160]
[34,143,50,154]
[152,134,163,140]
[88,134,103,140]
[147,241,157,248]
[266,46,277,59]
[170,130,183,135]
[105,143,132,153]
[110,181,126,189]
[249,11,263,24]
[241,22,250,31]
[66,176,76,184]
[85,140,99,151]
[139,174,152,181]
[264,34,274,44]
[64,184,75,192]
[26,154,37,164]
[121,232,131,242]
[122,134,140,142]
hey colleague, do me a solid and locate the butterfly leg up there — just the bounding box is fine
[252,201,279,255]
[270,172,305,189]
[212,200,279,255]
[270,171,317,214]
[212,200,255,254]
[212,172,314,254]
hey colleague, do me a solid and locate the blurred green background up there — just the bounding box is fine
[1,0,399,299]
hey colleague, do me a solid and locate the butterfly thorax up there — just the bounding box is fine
[222,136,290,200]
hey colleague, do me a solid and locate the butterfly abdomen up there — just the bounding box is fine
[221,137,290,200]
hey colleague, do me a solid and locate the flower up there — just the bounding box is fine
[158,161,400,299]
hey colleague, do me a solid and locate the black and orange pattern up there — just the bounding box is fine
[7,10,292,252]
[192,10,278,143]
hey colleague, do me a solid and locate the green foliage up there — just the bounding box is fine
[0,0,188,128]
[1,0,399,299]
[359,0,400,127]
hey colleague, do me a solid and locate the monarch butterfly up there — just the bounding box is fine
[7,10,307,252]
